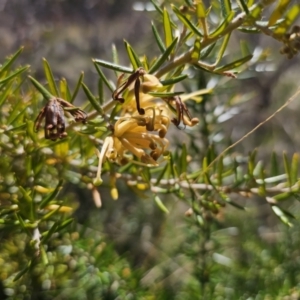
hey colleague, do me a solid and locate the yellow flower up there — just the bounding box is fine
[120,73,165,116]
[93,105,170,185]
[94,69,200,186]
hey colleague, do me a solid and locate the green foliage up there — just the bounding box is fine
[0,0,300,298]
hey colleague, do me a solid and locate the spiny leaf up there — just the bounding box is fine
[0,66,29,85]
[71,72,84,103]
[81,82,104,114]
[148,91,184,97]
[152,22,166,53]
[196,1,206,18]
[154,195,169,214]
[0,47,24,76]
[271,152,279,176]
[163,7,174,48]
[124,40,143,70]
[93,63,114,93]
[112,44,119,66]
[291,153,298,186]
[98,77,104,105]
[160,74,188,86]
[200,43,216,59]
[269,0,290,26]
[236,0,249,14]
[14,261,31,281]
[191,37,201,62]
[220,0,232,18]
[42,58,59,97]
[283,151,291,187]
[172,5,203,38]
[93,59,133,74]
[60,78,72,102]
[215,34,231,65]
[155,163,169,185]
[214,54,253,72]
[148,37,178,74]
[40,180,64,209]
[272,205,293,226]
[56,218,74,231]
[28,75,53,100]
[273,192,293,201]
[150,0,163,14]
[210,11,234,39]
[180,143,188,174]
[274,5,300,35]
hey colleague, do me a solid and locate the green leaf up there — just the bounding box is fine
[200,43,216,59]
[41,222,58,244]
[270,152,279,176]
[272,205,293,226]
[7,97,26,125]
[283,151,291,187]
[0,47,24,76]
[40,206,61,221]
[219,191,245,210]
[236,0,249,14]
[180,143,188,174]
[152,22,166,53]
[93,59,133,74]
[148,91,184,98]
[155,163,169,185]
[40,245,49,265]
[210,11,234,38]
[248,149,257,175]
[291,153,298,186]
[40,180,63,209]
[273,192,293,201]
[269,0,290,26]
[163,7,174,48]
[112,44,119,66]
[191,37,201,62]
[14,261,31,281]
[154,195,169,214]
[240,40,251,57]
[0,80,14,108]
[172,5,203,37]
[274,5,300,34]
[93,63,115,93]
[150,0,163,14]
[15,213,31,234]
[214,54,253,72]
[28,75,53,100]
[217,156,224,186]
[0,66,29,85]
[215,34,231,65]
[220,0,232,18]
[56,218,74,231]
[59,78,72,102]
[42,58,59,96]
[124,40,143,70]
[81,82,104,115]
[196,1,206,18]
[71,71,84,103]
[98,77,104,105]
[160,74,188,86]
[18,186,32,204]
[148,37,178,74]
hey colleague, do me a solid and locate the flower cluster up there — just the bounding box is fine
[94,69,199,185]
[280,25,300,59]
[34,97,87,140]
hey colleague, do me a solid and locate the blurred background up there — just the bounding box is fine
[1,0,300,299]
